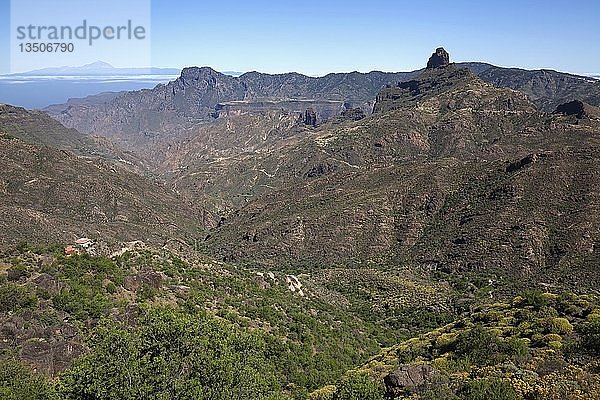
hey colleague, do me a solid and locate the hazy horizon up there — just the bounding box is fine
[4,58,600,79]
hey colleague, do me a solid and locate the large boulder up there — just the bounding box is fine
[123,267,166,292]
[384,364,436,396]
[20,338,85,376]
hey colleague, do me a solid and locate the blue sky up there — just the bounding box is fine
[1,0,599,75]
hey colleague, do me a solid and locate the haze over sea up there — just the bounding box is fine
[0,74,178,109]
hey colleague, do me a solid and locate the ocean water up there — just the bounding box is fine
[0,75,179,109]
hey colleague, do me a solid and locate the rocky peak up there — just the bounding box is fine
[553,100,600,120]
[373,66,475,113]
[373,49,536,115]
[181,66,218,76]
[179,66,223,84]
[426,47,450,69]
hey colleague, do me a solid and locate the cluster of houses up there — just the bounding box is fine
[64,238,95,256]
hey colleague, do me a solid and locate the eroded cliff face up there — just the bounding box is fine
[45,67,413,143]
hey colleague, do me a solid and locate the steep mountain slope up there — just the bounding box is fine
[0,104,148,172]
[199,54,600,295]
[0,110,207,249]
[0,104,99,154]
[478,65,600,112]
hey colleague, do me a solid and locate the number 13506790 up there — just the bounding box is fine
[19,42,75,52]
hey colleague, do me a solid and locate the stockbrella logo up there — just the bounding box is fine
[10,0,151,74]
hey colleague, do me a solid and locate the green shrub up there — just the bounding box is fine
[58,254,125,284]
[587,313,600,324]
[52,284,109,320]
[38,308,61,326]
[334,371,383,400]
[309,385,336,400]
[105,282,117,294]
[136,284,158,301]
[579,318,600,356]
[7,263,29,281]
[453,325,502,365]
[548,317,573,335]
[520,290,549,309]
[555,293,578,315]
[459,378,517,400]
[453,325,529,366]
[503,337,530,362]
[0,358,58,400]
[420,384,460,400]
[0,282,37,312]
[397,342,432,364]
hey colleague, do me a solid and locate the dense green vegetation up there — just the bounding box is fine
[0,245,430,398]
[0,359,58,400]
[58,308,286,400]
[323,292,600,399]
[1,244,599,399]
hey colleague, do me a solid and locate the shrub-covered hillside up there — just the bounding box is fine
[0,243,456,399]
[315,292,600,399]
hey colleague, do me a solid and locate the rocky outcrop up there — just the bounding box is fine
[373,48,536,115]
[340,107,366,121]
[123,267,166,292]
[303,108,317,127]
[30,273,62,295]
[384,364,437,396]
[305,162,337,178]
[373,62,534,115]
[0,309,84,377]
[553,100,600,119]
[506,153,547,173]
[20,338,85,376]
[426,47,450,69]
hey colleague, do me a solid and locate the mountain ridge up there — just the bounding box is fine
[8,61,181,77]
[44,60,600,165]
